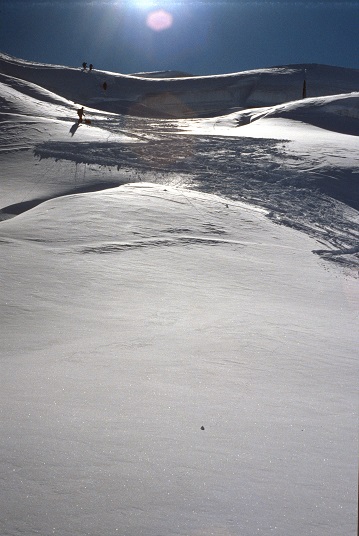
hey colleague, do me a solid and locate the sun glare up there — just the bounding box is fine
[146,9,174,31]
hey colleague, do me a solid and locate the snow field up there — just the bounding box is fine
[1,183,357,536]
[0,54,358,536]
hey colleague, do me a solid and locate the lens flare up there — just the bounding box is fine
[146,9,173,32]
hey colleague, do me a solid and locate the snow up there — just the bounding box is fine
[0,53,358,536]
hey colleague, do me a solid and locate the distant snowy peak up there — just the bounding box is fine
[0,53,358,118]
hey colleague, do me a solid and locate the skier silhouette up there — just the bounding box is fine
[89,64,93,71]
[82,62,87,70]
[77,107,85,124]
[102,82,107,91]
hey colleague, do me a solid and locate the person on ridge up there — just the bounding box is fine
[82,62,87,70]
[77,107,85,124]
[89,64,93,71]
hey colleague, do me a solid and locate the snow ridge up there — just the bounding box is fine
[0,53,358,269]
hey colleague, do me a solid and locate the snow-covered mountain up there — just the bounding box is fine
[0,53,358,536]
[1,52,359,116]
[1,53,358,264]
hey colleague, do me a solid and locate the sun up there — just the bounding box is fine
[127,0,176,7]
[132,0,154,6]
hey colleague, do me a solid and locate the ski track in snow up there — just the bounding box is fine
[29,116,359,269]
[0,54,358,268]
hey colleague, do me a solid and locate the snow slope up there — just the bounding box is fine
[0,54,358,536]
[1,52,358,266]
[1,52,359,117]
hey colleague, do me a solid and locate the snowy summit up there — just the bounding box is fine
[0,53,358,536]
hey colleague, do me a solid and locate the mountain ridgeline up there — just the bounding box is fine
[1,53,358,118]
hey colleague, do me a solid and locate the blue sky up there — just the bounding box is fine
[1,0,358,75]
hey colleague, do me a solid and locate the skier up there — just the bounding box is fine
[82,62,87,70]
[102,81,107,91]
[77,107,85,124]
[89,64,93,71]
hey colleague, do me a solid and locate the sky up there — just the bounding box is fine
[1,0,358,75]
